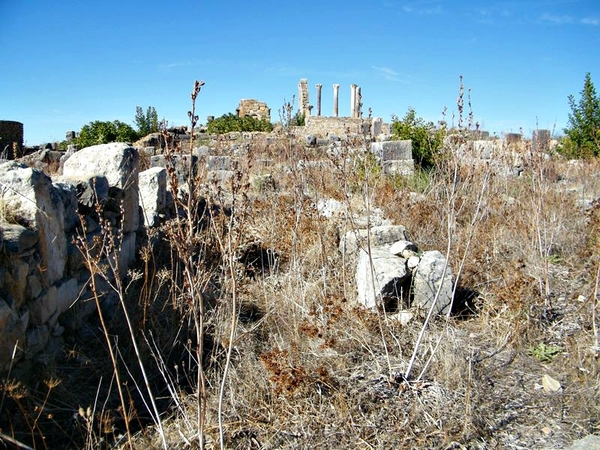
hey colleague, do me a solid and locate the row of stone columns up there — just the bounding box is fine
[298,79,362,118]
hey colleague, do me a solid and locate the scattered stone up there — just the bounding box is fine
[407,255,420,271]
[317,198,345,218]
[1,223,38,254]
[63,143,139,233]
[139,167,167,227]
[389,240,418,258]
[0,161,67,284]
[371,140,412,161]
[413,250,454,315]
[389,310,414,326]
[541,374,562,393]
[356,247,409,309]
[340,225,407,255]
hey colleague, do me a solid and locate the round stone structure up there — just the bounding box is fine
[0,120,24,159]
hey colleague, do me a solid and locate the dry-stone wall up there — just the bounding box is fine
[304,116,390,138]
[0,143,162,373]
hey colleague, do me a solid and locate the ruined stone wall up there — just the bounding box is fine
[303,116,390,138]
[0,120,24,159]
[0,144,143,373]
[237,99,271,121]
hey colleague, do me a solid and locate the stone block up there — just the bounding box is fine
[117,232,136,277]
[0,162,67,284]
[340,225,408,255]
[1,223,38,254]
[389,240,418,258]
[63,143,139,232]
[371,117,383,137]
[413,250,454,315]
[382,160,415,176]
[356,247,409,309]
[139,167,167,227]
[207,155,236,171]
[30,286,59,326]
[53,181,79,232]
[56,278,79,316]
[371,141,412,161]
[194,145,210,157]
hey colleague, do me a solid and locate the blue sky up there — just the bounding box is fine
[1,0,599,145]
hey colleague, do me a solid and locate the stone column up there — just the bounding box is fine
[350,84,357,119]
[315,84,322,117]
[356,86,362,119]
[333,84,340,117]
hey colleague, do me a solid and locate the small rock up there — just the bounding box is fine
[389,240,418,257]
[541,374,562,393]
[407,255,420,270]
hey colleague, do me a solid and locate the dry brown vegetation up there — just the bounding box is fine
[1,90,600,450]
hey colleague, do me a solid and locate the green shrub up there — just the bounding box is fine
[291,111,305,126]
[206,113,273,134]
[391,108,445,170]
[74,120,139,148]
[561,73,600,158]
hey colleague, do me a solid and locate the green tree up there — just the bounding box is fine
[206,113,273,134]
[563,73,600,158]
[391,108,445,170]
[134,106,160,137]
[74,120,139,148]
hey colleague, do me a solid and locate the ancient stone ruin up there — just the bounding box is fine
[236,99,271,121]
[0,120,24,159]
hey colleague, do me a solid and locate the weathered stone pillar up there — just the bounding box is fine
[356,86,362,119]
[298,78,310,117]
[315,84,322,117]
[333,84,340,117]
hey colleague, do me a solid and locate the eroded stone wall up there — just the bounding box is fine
[237,99,271,121]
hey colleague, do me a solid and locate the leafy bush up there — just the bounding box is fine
[206,113,273,134]
[391,108,445,170]
[73,120,139,148]
[561,72,600,158]
[134,106,161,137]
[291,111,305,126]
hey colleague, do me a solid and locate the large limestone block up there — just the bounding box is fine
[150,154,197,193]
[0,161,67,284]
[139,167,167,227]
[356,247,409,309]
[340,225,407,256]
[63,143,139,232]
[413,250,454,315]
[371,141,412,161]
[53,181,79,232]
[56,175,109,215]
[383,160,415,176]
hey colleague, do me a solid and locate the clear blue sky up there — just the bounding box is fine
[1,0,599,145]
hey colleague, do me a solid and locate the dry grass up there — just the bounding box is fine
[2,119,600,448]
